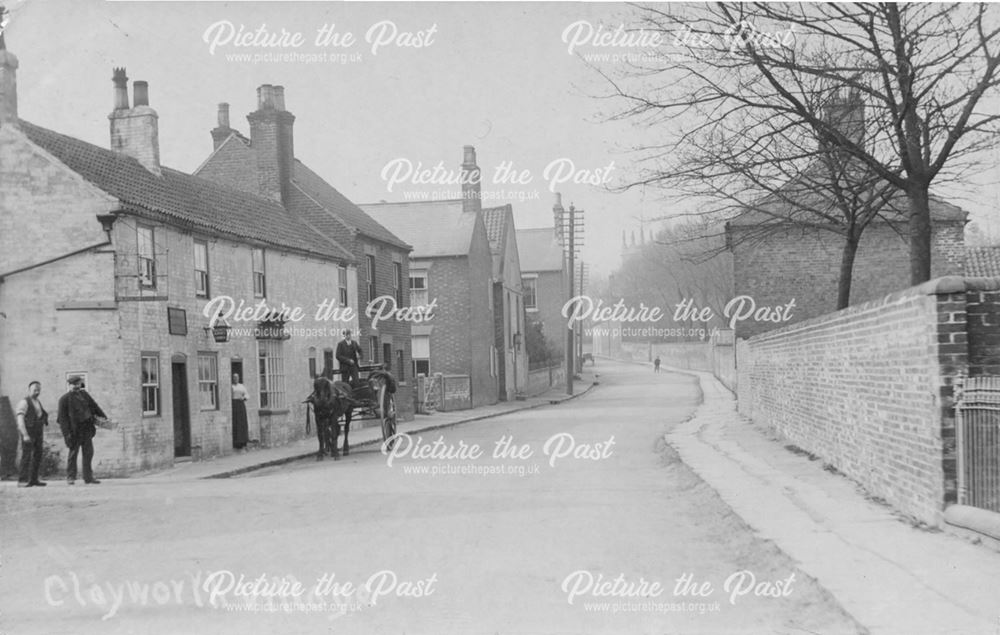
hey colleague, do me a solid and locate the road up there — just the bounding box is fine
[0,362,865,634]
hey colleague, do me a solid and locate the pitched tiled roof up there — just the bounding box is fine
[482,205,510,249]
[517,227,564,272]
[359,200,477,258]
[966,246,1000,277]
[292,162,410,250]
[18,120,352,262]
[194,132,409,251]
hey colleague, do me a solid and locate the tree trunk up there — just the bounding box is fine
[908,186,933,284]
[837,232,859,310]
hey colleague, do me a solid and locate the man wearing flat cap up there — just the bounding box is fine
[57,376,108,485]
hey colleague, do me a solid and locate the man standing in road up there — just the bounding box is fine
[15,381,48,487]
[336,329,364,385]
[654,356,661,373]
[57,376,107,485]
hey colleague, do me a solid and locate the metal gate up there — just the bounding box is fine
[955,375,1000,512]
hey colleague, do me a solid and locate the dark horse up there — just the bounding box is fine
[306,376,356,460]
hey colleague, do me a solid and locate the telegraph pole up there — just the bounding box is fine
[561,203,584,395]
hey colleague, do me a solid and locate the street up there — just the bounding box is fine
[1,362,864,634]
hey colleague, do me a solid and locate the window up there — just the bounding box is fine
[369,336,379,363]
[396,350,405,382]
[308,347,317,379]
[523,277,538,310]
[323,349,334,379]
[141,354,160,415]
[393,262,404,306]
[257,340,286,409]
[137,226,156,288]
[366,254,376,302]
[252,248,267,298]
[194,240,210,297]
[410,273,428,307]
[383,343,392,371]
[412,335,430,377]
[197,353,219,410]
[338,265,349,307]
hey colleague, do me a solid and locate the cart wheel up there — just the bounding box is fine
[379,383,398,450]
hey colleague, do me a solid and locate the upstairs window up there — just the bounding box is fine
[137,226,156,288]
[194,240,210,297]
[252,248,267,298]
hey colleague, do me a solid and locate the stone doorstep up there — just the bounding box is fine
[944,504,1000,551]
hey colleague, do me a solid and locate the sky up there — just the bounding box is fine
[5,0,669,276]
[5,1,1000,275]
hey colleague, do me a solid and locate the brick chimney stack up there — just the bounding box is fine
[108,69,161,176]
[0,39,19,127]
[247,84,295,206]
[461,145,482,215]
[211,102,232,150]
[823,88,865,146]
[553,192,564,243]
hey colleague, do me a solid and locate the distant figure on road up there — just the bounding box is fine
[654,356,661,373]
[57,376,107,485]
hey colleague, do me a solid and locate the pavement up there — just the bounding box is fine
[132,369,600,482]
[662,363,1000,635]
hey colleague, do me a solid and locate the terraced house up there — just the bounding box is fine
[0,47,362,475]
[195,86,414,419]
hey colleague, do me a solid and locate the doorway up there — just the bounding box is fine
[171,361,191,457]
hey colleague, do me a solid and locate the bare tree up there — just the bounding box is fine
[603,3,1000,285]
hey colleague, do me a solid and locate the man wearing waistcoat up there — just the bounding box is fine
[15,381,48,487]
[57,376,107,485]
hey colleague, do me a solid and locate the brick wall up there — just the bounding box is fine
[424,249,497,408]
[528,270,568,355]
[735,277,1000,525]
[730,221,966,338]
[356,237,413,421]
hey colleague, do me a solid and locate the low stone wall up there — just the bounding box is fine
[735,277,1000,526]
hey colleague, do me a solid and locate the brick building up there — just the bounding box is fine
[516,195,568,357]
[482,203,529,400]
[360,196,498,408]
[194,89,414,420]
[0,51,360,475]
[726,201,967,338]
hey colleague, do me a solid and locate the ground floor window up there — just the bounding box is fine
[141,353,160,415]
[412,335,430,377]
[257,340,286,409]
[197,353,219,410]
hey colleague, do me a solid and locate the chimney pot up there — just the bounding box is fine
[272,86,285,111]
[112,67,129,110]
[217,102,230,129]
[257,84,276,110]
[462,145,477,165]
[133,81,149,107]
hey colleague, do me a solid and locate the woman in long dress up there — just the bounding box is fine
[231,373,250,450]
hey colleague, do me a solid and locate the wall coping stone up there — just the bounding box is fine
[746,276,1000,344]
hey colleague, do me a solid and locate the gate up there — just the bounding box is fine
[955,375,1000,512]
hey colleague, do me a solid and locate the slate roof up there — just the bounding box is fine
[966,246,1000,277]
[727,168,967,227]
[516,227,564,272]
[359,200,477,258]
[18,120,353,262]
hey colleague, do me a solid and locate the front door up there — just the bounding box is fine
[172,362,191,457]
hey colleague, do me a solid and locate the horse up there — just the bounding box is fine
[305,376,356,460]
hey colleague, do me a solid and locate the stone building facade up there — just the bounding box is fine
[0,51,359,475]
[194,89,415,420]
